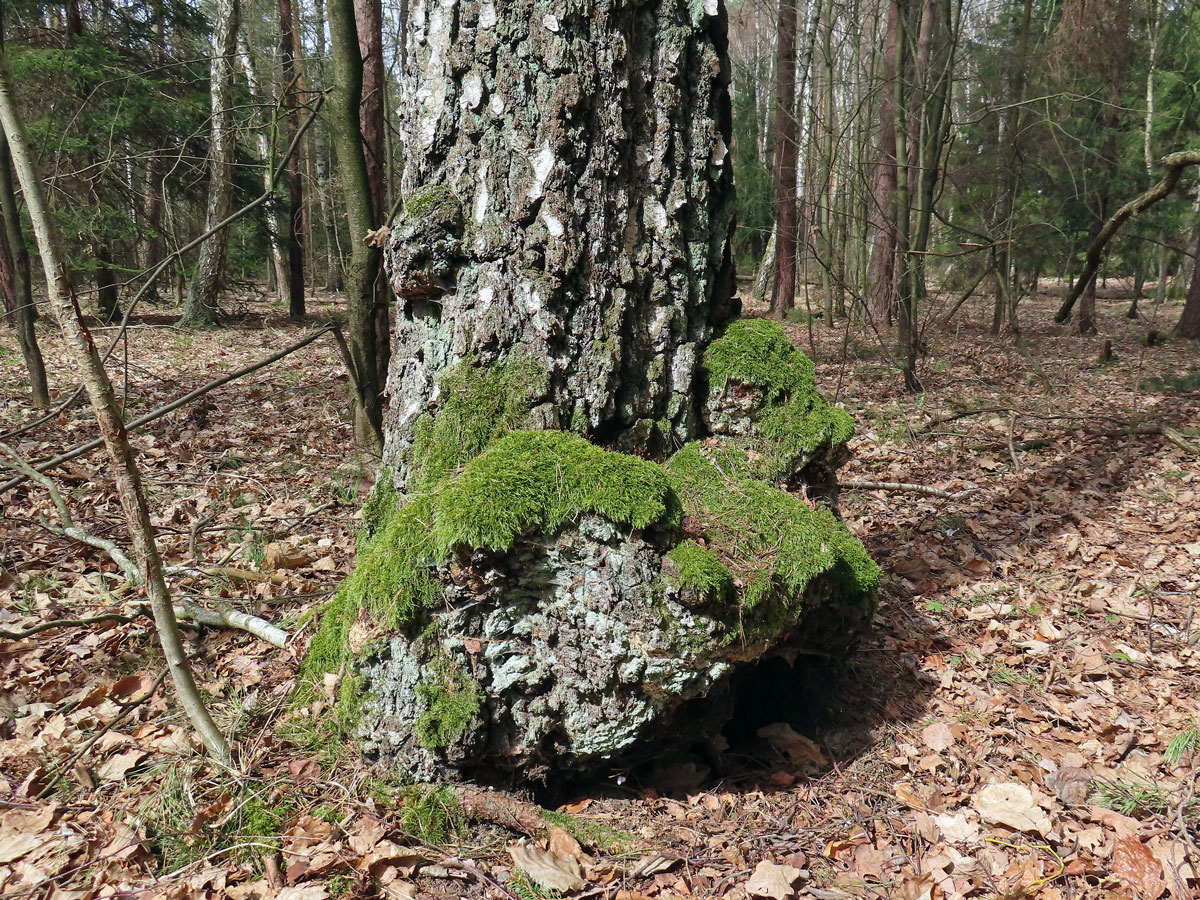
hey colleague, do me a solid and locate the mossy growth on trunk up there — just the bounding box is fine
[299,324,877,776]
[702,318,855,487]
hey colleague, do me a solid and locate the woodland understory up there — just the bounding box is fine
[1,283,1197,900]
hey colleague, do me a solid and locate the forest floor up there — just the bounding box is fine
[0,284,1198,900]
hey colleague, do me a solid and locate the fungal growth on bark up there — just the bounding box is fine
[299,0,879,781]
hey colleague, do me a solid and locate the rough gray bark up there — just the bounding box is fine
[382,0,738,483]
[321,0,879,785]
[183,0,239,326]
[361,514,869,780]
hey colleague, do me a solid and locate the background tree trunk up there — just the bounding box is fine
[328,0,384,455]
[278,0,305,320]
[770,0,798,318]
[382,0,738,485]
[183,0,239,326]
[867,0,899,321]
[237,28,291,301]
[0,54,48,408]
[1175,233,1200,338]
[355,0,390,382]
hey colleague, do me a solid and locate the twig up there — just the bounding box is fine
[1007,412,1021,474]
[2,443,288,647]
[174,597,288,648]
[839,479,973,501]
[0,325,334,496]
[0,610,147,641]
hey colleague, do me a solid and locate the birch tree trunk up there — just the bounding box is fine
[770,0,799,318]
[183,0,239,326]
[237,29,291,301]
[382,0,738,482]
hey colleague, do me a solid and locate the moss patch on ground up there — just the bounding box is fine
[703,318,855,481]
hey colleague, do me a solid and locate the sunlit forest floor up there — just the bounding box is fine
[1,283,1198,899]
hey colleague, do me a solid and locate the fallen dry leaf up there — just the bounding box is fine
[974,783,1051,835]
[1113,836,1167,900]
[509,841,586,892]
[933,811,979,844]
[96,748,147,782]
[756,722,827,770]
[548,825,593,867]
[746,859,805,899]
[1045,766,1093,806]
[921,722,956,752]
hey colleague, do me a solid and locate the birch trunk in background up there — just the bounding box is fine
[183,0,239,326]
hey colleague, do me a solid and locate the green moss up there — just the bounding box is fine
[361,468,400,540]
[409,354,542,491]
[300,431,679,710]
[704,317,815,401]
[667,539,733,598]
[415,655,483,750]
[540,810,637,854]
[402,184,459,221]
[398,785,467,844]
[703,318,855,481]
[431,430,678,554]
[665,442,878,634]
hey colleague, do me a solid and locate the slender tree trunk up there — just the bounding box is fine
[770,0,799,318]
[237,30,291,300]
[0,40,229,763]
[329,0,384,455]
[183,0,239,326]
[867,0,899,320]
[893,0,921,392]
[94,251,119,322]
[355,0,390,380]
[0,129,49,408]
[1175,230,1200,338]
[279,0,306,320]
[311,0,344,293]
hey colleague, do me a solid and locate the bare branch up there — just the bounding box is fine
[1056,149,1200,322]
[0,325,333,496]
[839,479,973,500]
